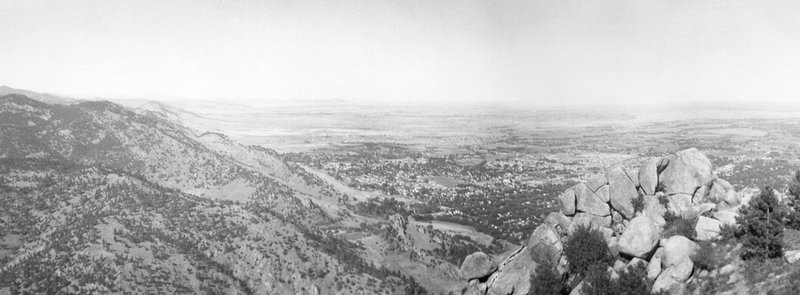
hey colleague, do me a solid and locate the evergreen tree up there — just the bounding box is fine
[737,186,786,260]
[786,171,800,229]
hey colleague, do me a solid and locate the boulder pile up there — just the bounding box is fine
[459,148,743,295]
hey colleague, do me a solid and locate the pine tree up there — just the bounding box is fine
[737,186,786,260]
[786,171,800,229]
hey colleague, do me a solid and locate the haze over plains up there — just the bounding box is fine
[1,0,799,108]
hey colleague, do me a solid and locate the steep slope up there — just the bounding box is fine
[0,158,410,294]
[0,94,329,224]
[0,93,496,294]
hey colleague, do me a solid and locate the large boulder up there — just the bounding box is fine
[662,258,693,282]
[712,210,738,225]
[460,252,497,280]
[486,246,535,295]
[574,183,610,216]
[722,190,741,209]
[545,212,572,234]
[608,166,638,219]
[648,247,664,280]
[662,235,698,268]
[641,195,667,228]
[708,178,741,209]
[625,168,640,188]
[708,179,734,203]
[785,250,800,264]
[559,189,576,216]
[695,216,723,241]
[595,185,610,203]
[639,158,662,195]
[527,223,563,266]
[659,148,714,195]
[692,185,710,204]
[586,173,608,192]
[652,272,687,295]
[618,216,661,258]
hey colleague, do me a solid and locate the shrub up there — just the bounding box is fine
[786,171,800,229]
[658,193,669,207]
[718,223,739,244]
[612,262,650,295]
[529,257,566,295]
[662,213,697,239]
[737,186,786,260]
[564,224,614,276]
[582,264,613,295]
[692,242,720,271]
[582,262,651,295]
[655,182,666,193]
[631,194,645,214]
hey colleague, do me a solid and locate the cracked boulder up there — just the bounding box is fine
[528,223,564,266]
[574,183,610,216]
[639,157,662,195]
[608,166,638,220]
[659,148,714,196]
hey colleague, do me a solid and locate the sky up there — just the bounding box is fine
[1,0,799,106]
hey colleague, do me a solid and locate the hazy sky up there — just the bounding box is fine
[1,0,799,106]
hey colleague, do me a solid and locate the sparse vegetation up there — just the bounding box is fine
[564,224,614,277]
[692,242,721,271]
[662,211,697,239]
[582,262,651,295]
[632,193,645,214]
[529,257,566,295]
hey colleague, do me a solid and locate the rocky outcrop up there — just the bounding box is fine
[459,148,743,295]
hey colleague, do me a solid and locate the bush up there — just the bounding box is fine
[655,182,666,193]
[692,242,720,271]
[737,186,786,260]
[786,171,800,229]
[658,193,669,207]
[564,224,614,276]
[662,213,697,239]
[582,262,652,295]
[718,223,738,244]
[632,194,645,214]
[583,264,613,295]
[529,258,566,295]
